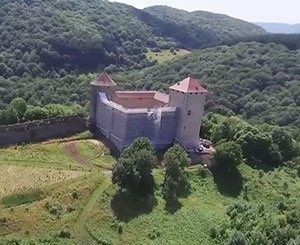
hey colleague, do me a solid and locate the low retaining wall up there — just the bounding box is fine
[0,116,87,147]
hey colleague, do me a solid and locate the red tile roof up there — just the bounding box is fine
[114,91,169,103]
[169,77,208,93]
[90,71,117,87]
[115,91,156,99]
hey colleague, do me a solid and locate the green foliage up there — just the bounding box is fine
[0,106,19,125]
[212,202,300,245]
[1,99,86,125]
[164,144,190,168]
[24,107,48,121]
[123,42,300,128]
[203,114,299,166]
[9,97,27,119]
[237,130,283,166]
[214,141,243,171]
[112,137,156,197]
[163,145,190,211]
[272,128,297,161]
[58,228,71,239]
[228,231,247,245]
[145,6,265,49]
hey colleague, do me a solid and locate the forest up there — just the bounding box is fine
[0,0,265,78]
[1,42,299,137]
[120,42,300,131]
[144,5,266,48]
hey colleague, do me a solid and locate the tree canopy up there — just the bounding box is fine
[0,0,265,79]
[112,137,156,197]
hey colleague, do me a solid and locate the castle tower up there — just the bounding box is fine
[89,71,117,128]
[169,77,209,142]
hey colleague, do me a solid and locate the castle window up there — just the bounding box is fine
[187,110,192,116]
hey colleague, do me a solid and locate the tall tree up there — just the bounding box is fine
[163,145,190,210]
[112,137,156,197]
[214,141,243,172]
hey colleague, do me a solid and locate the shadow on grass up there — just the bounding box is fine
[246,158,277,172]
[165,199,182,214]
[111,190,157,222]
[164,179,191,214]
[210,164,243,197]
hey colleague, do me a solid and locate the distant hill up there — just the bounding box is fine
[0,0,266,79]
[144,6,266,49]
[255,22,300,33]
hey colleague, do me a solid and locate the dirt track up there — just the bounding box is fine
[64,142,89,165]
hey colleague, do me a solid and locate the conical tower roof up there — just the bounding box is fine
[169,77,208,93]
[90,71,117,87]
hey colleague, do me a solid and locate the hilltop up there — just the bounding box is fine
[0,0,265,78]
[144,6,266,48]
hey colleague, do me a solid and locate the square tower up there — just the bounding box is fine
[169,77,209,141]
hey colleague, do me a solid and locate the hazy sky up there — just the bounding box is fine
[112,0,300,24]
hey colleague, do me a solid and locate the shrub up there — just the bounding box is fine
[214,141,243,172]
[228,231,247,245]
[58,228,71,239]
[10,97,27,119]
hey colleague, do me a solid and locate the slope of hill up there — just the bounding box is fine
[144,6,266,48]
[0,0,266,78]
[0,136,299,244]
[120,42,300,129]
[255,22,300,34]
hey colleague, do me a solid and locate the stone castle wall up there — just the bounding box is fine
[0,116,87,147]
[95,93,178,150]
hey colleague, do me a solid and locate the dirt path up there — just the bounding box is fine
[64,142,89,165]
[63,141,113,230]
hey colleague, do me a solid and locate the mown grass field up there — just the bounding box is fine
[0,165,85,198]
[0,136,299,244]
[146,49,191,64]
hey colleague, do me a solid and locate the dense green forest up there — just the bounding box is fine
[144,6,266,48]
[0,0,265,78]
[120,42,300,130]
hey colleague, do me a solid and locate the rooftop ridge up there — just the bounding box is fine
[90,71,117,87]
[169,76,208,93]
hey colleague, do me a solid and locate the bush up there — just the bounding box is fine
[228,231,247,245]
[214,141,243,172]
[58,229,71,239]
[24,107,48,121]
[10,97,27,119]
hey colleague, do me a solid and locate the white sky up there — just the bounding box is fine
[112,0,300,24]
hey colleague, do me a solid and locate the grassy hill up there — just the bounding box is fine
[0,0,265,78]
[120,42,300,130]
[0,135,298,244]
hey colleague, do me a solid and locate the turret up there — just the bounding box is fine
[89,71,117,128]
[169,77,209,141]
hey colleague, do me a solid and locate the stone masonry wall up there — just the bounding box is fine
[95,92,178,150]
[0,116,87,147]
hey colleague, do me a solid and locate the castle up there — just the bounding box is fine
[89,71,209,151]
